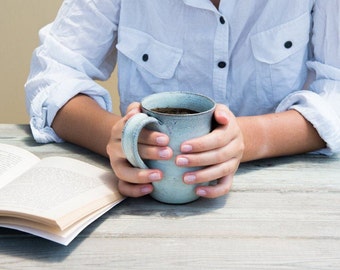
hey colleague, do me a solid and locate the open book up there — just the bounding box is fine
[0,143,125,245]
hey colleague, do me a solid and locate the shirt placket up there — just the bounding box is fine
[212,13,229,104]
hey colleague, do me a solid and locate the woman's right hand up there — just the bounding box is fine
[106,102,172,197]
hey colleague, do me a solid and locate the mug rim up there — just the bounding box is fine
[141,91,216,116]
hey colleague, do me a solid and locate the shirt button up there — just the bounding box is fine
[218,61,227,68]
[219,16,226,24]
[284,41,293,49]
[142,54,149,62]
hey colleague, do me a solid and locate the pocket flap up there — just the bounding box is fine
[116,27,183,79]
[251,12,310,64]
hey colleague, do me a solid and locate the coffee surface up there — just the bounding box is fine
[151,107,198,114]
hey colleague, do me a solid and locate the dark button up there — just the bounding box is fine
[219,16,225,24]
[142,54,149,62]
[284,41,293,49]
[218,61,227,68]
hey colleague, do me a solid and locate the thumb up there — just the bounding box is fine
[214,104,230,126]
[125,102,142,119]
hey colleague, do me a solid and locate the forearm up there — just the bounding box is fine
[52,94,120,157]
[237,110,326,162]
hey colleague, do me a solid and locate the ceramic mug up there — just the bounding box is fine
[122,92,216,204]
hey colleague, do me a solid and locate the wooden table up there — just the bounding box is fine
[1,124,340,269]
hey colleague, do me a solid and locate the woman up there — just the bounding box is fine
[25,0,340,199]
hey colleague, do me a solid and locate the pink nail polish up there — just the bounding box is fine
[197,189,207,196]
[141,186,152,194]
[149,172,161,181]
[156,136,168,145]
[184,174,196,184]
[177,157,189,166]
[181,144,192,153]
[159,149,170,158]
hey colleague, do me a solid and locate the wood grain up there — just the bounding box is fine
[1,124,339,269]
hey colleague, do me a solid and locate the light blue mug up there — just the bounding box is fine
[122,92,216,204]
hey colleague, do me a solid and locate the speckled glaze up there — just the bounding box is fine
[122,92,216,204]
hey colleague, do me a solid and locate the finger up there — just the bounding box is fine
[112,158,163,184]
[125,104,170,147]
[138,145,173,160]
[180,120,231,154]
[183,157,239,185]
[176,145,230,167]
[109,124,170,161]
[110,110,140,143]
[180,104,235,154]
[125,102,141,114]
[118,180,154,197]
[180,129,227,154]
[111,137,172,161]
[125,102,169,145]
[138,128,170,147]
[177,133,243,167]
[214,104,230,126]
[107,139,125,159]
[195,174,233,198]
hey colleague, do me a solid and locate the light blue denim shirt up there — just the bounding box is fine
[25,0,340,154]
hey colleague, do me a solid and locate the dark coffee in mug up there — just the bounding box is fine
[151,107,198,114]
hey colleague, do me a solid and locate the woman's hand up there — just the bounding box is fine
[106,102,172,197]
[175,104,244,198]
[107,102,243,199]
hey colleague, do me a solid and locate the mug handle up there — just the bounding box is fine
[122,113,166,169]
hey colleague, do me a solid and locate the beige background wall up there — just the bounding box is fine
[0,0,119,124]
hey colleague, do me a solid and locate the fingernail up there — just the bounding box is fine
[158,149,171,158]
[159,148,171,158]
[156,136,168,145]
[141,186,152,194]
[177,157,189,166]
[197,189,207,196]
[127,108,140,116]
[216,110,228,119]
[149,172,161,181]
[184,174,196,184]
[181,144,193,153]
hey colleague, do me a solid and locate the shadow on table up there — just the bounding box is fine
[0,195,228,263]
[0,205,113,263]
[110,192,229,219]
[0,226,95,263]
[2,125,228,262]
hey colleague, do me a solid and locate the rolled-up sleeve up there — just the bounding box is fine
[276,0,340,155]
[25,0,120,143]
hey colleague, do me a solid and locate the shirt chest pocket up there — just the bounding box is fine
[251,12,311,64]
[116,26,183,80]
[250,12,311,106]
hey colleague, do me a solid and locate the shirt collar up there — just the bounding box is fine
[182,0,217,12]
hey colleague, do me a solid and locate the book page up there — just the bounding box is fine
[0,203,120,246]
[0,156,124,229]
[0,143,40,189]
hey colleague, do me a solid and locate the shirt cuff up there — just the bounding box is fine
[276,90,340,155]
[29,84,112,144]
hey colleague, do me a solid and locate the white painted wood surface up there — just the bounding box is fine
[1,124,340,269]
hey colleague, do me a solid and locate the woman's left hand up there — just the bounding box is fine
[175,104,244,198]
